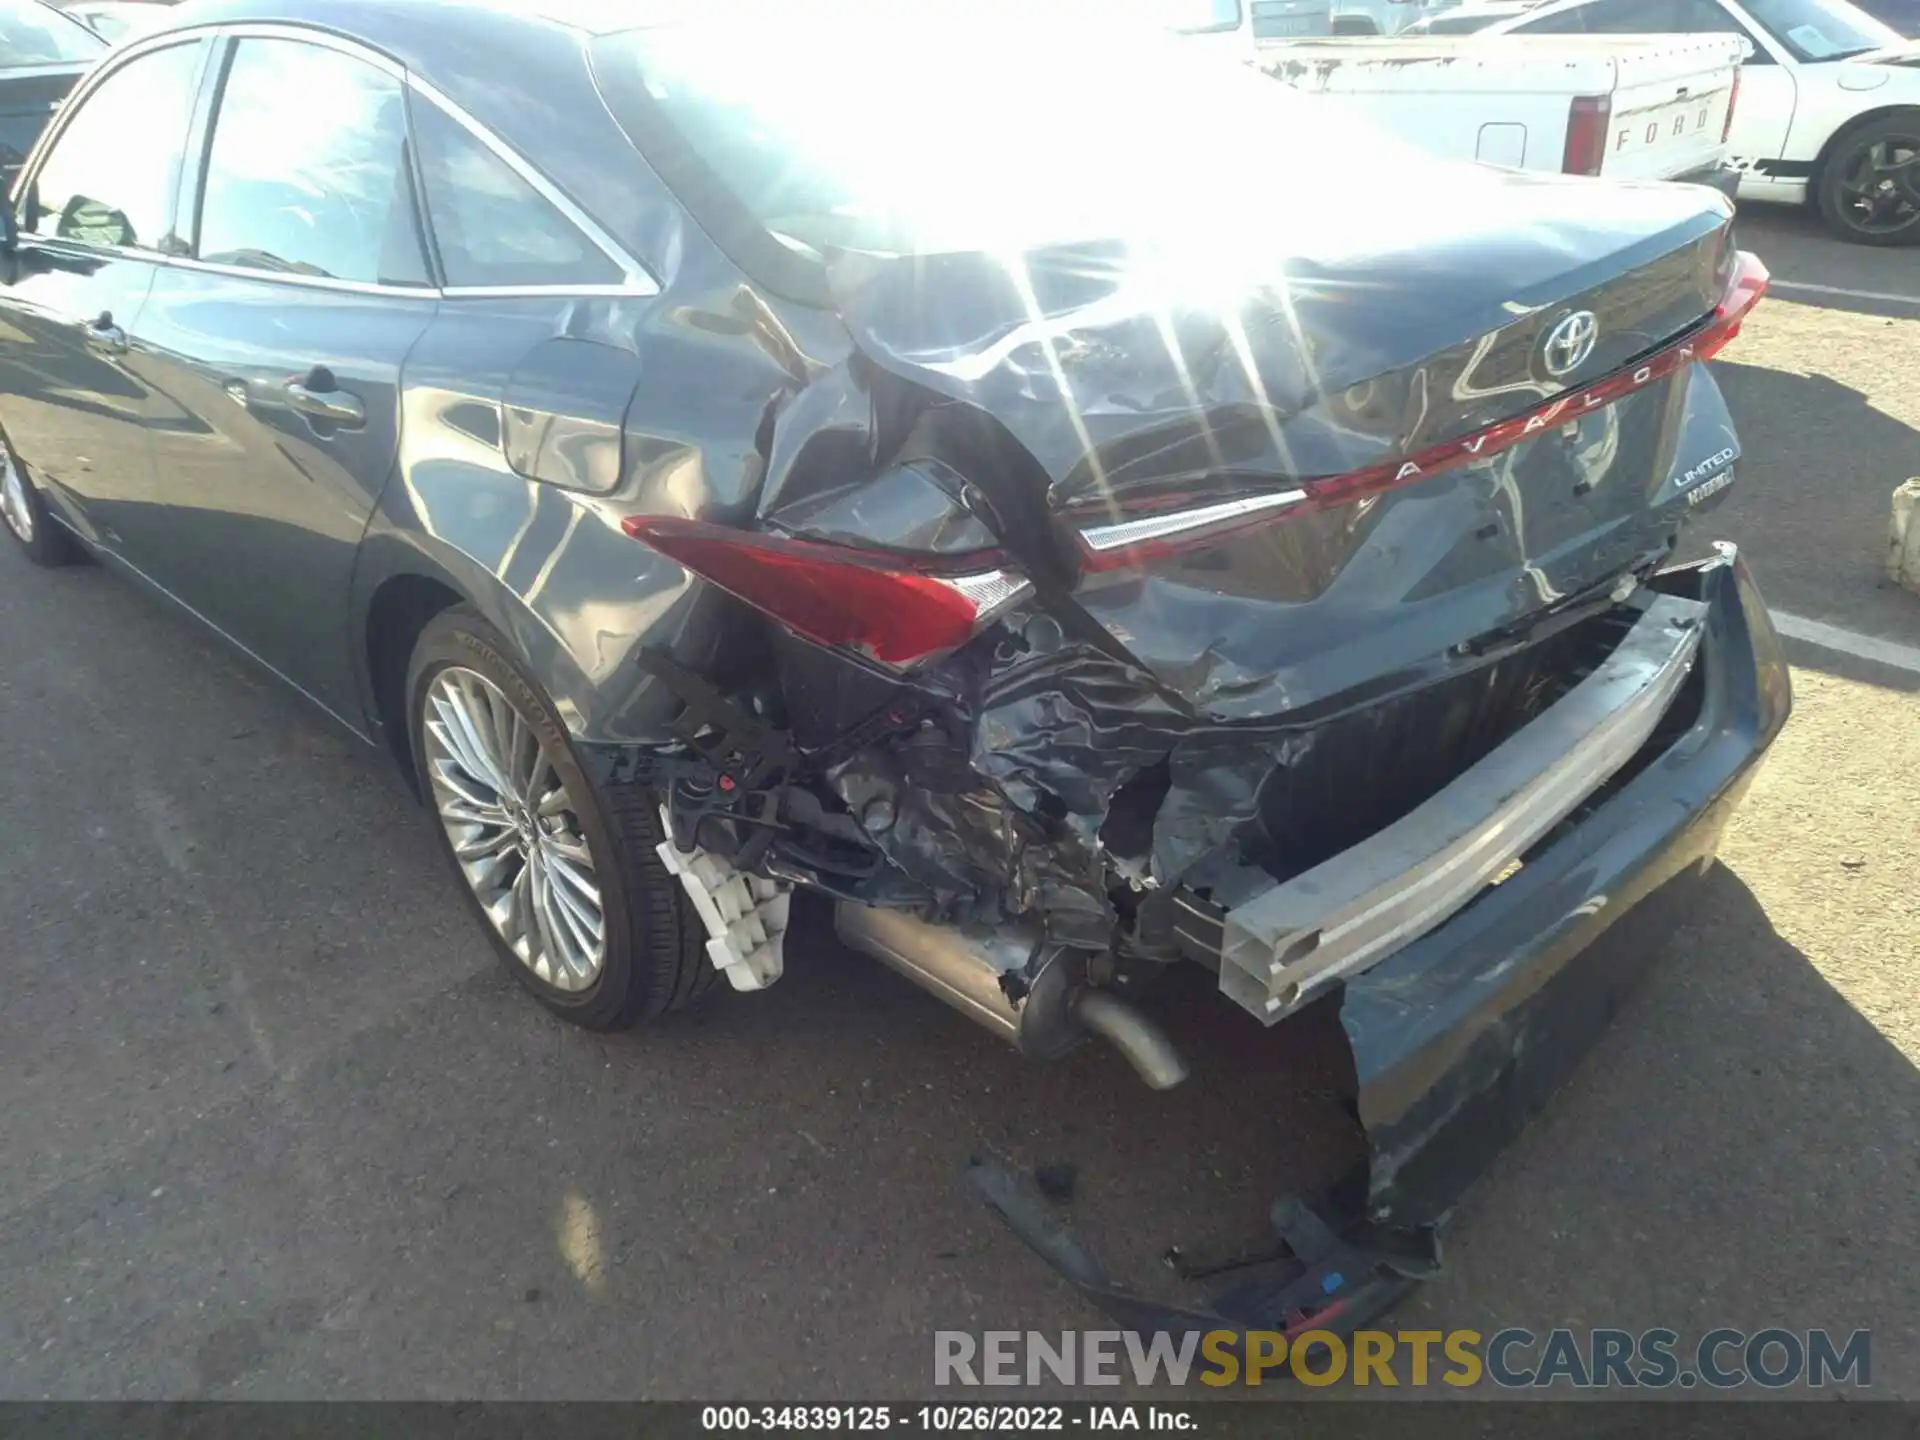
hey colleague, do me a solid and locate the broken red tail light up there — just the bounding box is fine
[1563,94,1611,177]
[1694,246,1768,358]
[622,515,1026,665]
[1723,67,1741,144]
[1074,251,1769,574]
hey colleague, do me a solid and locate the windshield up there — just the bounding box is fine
[1740,0,1899,58]
[0,0,105,66]
[591,0,1399,268]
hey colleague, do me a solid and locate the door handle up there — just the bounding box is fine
[284,366,365,429]
[82,310,126,354]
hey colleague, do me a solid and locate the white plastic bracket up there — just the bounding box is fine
[655,807,790,992]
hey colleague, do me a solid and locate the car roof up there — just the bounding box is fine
[137,0,678,268]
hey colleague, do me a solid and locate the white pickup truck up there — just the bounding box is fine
[1249,33,1747,189]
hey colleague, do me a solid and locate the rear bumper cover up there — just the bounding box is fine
[972,547,1788,1336]
[1344,544,1788,1229]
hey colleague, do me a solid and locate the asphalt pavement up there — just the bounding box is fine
[0,201,1915,1401]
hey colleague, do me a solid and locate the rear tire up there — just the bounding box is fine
[1815,112,1920,247]
[406,606,713,1030]
[0,429,83,567]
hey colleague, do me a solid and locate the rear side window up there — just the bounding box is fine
[25,38,203,250]
[1512,4,1593,29]
[196,38,430,287]
[1518,0,1744,29]
[0,0,105,68]
[410,97,621,290]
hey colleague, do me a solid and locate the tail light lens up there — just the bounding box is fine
[1563,94,1611,177]
[1073,251,1768,571]
[622,515,1027,666]
[1693,247,1768,358]
[1723,67,1741,143]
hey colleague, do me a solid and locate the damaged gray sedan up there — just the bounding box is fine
[0,0,1789,1330]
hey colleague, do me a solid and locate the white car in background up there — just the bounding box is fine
[1485,0,1920,242]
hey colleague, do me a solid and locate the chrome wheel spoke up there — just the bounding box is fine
[0,443,34,543]
[453,825,518,862]
[545,860,604,951]
[545,834,594,868]
[422,665,607,990]
[430,764,509,824]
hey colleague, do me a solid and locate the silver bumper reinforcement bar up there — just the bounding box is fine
[1206,593,1708,1024]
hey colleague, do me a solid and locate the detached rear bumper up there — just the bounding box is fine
[968,548,1787,1337]
[1342,544,1789,1227]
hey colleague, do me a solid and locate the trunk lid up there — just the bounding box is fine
[830,169,1736,719]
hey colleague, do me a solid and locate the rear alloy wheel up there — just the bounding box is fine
[1817,115,1920,246]
[406,607,712,1029]
[422,665,609,992]
[0,430,81,566]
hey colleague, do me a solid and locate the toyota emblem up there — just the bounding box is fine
[1542,310,1599,377]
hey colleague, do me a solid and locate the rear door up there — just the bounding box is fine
[0,33,207,544]
[127,32,437,720]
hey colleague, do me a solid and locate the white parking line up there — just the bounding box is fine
[1770,609,1920,675]
[1769,280,1920,309]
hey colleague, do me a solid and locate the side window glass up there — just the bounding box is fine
[197,38,429,287]
[1515,6,1593,32]
[410,99,623,290]
[25,39,205,251]
[1571,0,1680,29]
[1704,0,1775,58]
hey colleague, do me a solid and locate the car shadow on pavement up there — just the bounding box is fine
[1395,857,1920,1394]
[1700,356,1920,678]
[601,844,1919,1393]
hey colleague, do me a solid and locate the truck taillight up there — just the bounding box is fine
[1723,67,1741,143]
[1562,94,1611,177]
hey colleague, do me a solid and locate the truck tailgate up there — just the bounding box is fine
[1603,34,1743,182]
[1254,34,1742,181]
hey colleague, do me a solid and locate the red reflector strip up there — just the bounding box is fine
[622,515,1024,665]
[1075,250,1768,573]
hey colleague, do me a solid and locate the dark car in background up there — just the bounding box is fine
[0,0,101,185]
[0,0,1787,1333]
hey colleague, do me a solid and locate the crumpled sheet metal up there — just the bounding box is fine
[972,644,1317,892]
[828,745,1115,946]
[820,633,1320,946]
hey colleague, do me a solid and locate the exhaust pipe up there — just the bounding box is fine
[834,904,1188,1090]
[1073,990,1189,1091]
